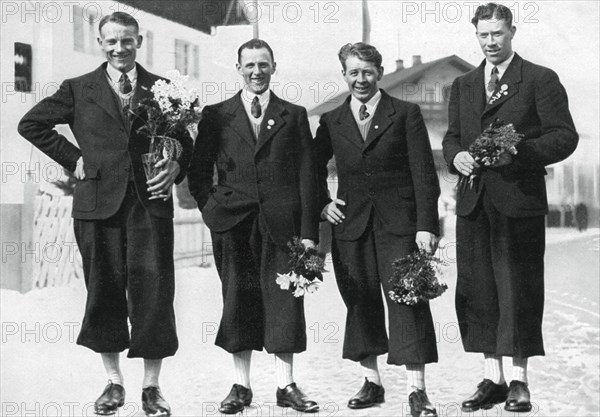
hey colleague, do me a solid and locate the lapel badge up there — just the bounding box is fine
[374,125,379,129]
[141,85,148,91]
[501,84,508,95]
[267,119,275,129]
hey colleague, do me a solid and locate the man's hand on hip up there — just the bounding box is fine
[321,198,346,225]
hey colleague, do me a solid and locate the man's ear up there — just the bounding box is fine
[272,61,277,73]
[236,62,242,75]
[136,35,143,49]
[377,66,384,81]
[510,26,517,38]
[341,69,346,77]
[97,37,103,48]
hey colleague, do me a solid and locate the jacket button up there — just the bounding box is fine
[369,191,375,197]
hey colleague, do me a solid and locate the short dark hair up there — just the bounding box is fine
[471,3,513,28]
[338,42,383,71]
[237,39,275,63]
[98,12,139,35]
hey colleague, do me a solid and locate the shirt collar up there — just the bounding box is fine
[350,89,382,122]
[485,52,515,80]
[241,88,271,106]
[106,63,138,87]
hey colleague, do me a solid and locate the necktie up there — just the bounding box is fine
[487,66,499,94]
[359,104,370,121]
[251,96,262,119]
[119,73,132,95]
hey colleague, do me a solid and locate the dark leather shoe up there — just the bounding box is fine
[276,383,319,413]
[461,379,509,412]
[504,381,532,412]
[141,386,171,417]
[409,389,437,417]
[219,384,253,414]
[94,381,125,415]
[348,378,385,409]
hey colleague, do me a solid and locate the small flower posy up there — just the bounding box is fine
[388,250,447,306]
[460,118,524,188]
[276,237,326,297]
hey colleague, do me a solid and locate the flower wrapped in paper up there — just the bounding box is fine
[388,250,447,306]
[125,70,202,179]
[275,237,326,297]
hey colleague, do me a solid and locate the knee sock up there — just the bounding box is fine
[143,359,162,388]
[512,357,528,383]
[101,352,124,386]
[233,350,252,388]
[484,354,505,384]
[360,355,382,386]
[406,364,426,392]
[275,353,294,389]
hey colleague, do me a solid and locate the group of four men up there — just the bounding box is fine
[18,2,578,417]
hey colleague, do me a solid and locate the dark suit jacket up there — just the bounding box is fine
[18,62,193,220]
[188,91,319,247]
[313,90,440,241]
[442,54,578,217]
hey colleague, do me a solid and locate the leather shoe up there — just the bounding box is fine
[348,378,385,409]
[461,379,509,412]
[276,383,319,413]
[94,381,125,416]
[504,380,532,412]
[141,386,171,417]
[409,389,437,417]
[219,384,253,414]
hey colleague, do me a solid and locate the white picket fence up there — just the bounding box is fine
[31,194,210,289]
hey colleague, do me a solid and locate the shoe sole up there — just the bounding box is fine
[347,398,385,409]
[505,404,533,412]
[461,396,507,413]
[219,399,252,414]
[95,400,125,416]
[277,401,319,413]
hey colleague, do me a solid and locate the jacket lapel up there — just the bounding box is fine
[363,91,395,151]
[464,61,486,117]
[225,92,256,150]
[334,98,364,151]
[86,63,124,127]
[483,54,523,117]
[255,92,287,155]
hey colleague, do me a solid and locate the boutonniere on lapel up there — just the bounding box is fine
[489,84,509,105]
[123,69,203,180]
[267,119,275,130]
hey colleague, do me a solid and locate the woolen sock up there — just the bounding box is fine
[233,350,252,388]
[512,357,528,383]
[101,352,124,386]
[143,359,162,388]
[406,364,426,392]
[360,355,382,386]
[484,354,505,384]
[275,353,294,389]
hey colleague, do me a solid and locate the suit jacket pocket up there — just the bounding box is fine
[72,167,99,213]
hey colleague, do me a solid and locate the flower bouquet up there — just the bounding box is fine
[276,237,326,298]
[461,118,524,188]
[126,70,202,180]
[388,250,447,306]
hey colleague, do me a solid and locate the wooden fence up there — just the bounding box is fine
[31,194,210,289]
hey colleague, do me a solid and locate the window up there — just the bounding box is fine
[175,39,199,78]
[73,6,101,56]
[15,43,32,92]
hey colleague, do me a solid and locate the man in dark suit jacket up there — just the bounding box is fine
[314,42,440,417]
[18,12,192,417]
[442,3,578,413]
[188,39,320,414]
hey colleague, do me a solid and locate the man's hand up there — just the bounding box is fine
[490,150,513,168]
[453,151,479,176]
[74,157,86,180]
[147,158,180,201]
[321,198,346,225]
[416,231,439,254]
[301,239,316,249]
